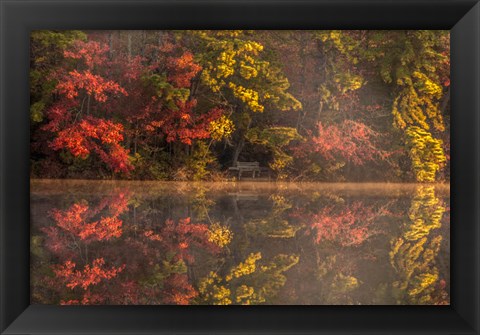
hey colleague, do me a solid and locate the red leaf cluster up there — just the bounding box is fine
[292,201,391,246]
[38,34,227,176]
[295,120,385,165]
[159,102,224,145]
[53,258,125,290]
[63,40,109,69]
[162,273,198,305]
[45,115,133,173]
[41,189,219,305]
[56,70,127,102]
[166,51,202,88]
[43,193,129,254]
[147,217,220,263]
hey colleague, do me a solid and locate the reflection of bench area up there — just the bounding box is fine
[228,161,262,180]
[228,193,260,201]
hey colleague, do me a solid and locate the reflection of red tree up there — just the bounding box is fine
[162,273,198,305]
[131,216,221,304]
[50,203,123,241]
[54,258,125,290]
[40,191,219,305]
[297,201,390,246]
[42,192,129,255]
[150,217,220,263]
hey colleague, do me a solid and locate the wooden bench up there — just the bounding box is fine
[228,161,261,180]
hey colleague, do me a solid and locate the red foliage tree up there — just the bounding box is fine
[112,41,225,148]
[290,200,391,247]
[42,192,129,255]
[54,258,125,290]
[41,40,133,174]
[142,216,221,265]
[295,120,386,165]
[41,188,220,305]
[304,202,388,246]
[161,273,198,305]
[34,33,230,178]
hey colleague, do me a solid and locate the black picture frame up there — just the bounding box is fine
[1,0,479,334]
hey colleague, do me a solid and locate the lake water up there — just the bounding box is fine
[30,180,450,305]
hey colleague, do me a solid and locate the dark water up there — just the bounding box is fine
[30,180,450,305]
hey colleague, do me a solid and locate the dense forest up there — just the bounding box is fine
[30,30,450,182]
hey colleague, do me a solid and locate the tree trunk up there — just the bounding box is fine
[232,109,252,165]
[108,32,114,59]
[440,86,450,115]
[133,123,138,154]
[127,32,132,59]
[232,135,246,166]
[295,34,307,131]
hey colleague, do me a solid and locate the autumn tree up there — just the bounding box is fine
[316,30,450,182]
[30,30,450,182]
[389,186,449,304]
[39,39,133,175]
[182,30,302,167]
[30,30,87,123]
[33,187,233,305]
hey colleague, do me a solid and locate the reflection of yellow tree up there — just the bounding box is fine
[389,186,448,304]
[189,184,216,221]
[245,194,302,239]
[312,254,361,305]
[197,252,299,305]
[208,222,233,248]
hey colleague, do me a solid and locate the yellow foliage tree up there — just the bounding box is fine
[405,127,446,182]
[318,30,449,182]
[389,186,447,304]
[197,252,299,305]
[191,30,301,114]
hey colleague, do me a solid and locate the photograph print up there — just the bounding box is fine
[30,30,450,305]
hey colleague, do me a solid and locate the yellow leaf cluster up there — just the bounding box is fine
[192,30,300,114]
[208,222,233,248]
[405,127,446,182]
[393,84,444,133]
[331,273,359,293]
[208,115,235,141]
[226,252,262,281]
[235,285,261,305]
[389,186,445,304]
[197,272,232,305]
[405,186,445,240]
[197,252,298,305]
[228,82,264,112]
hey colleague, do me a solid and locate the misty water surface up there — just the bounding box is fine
[30,180,450,305]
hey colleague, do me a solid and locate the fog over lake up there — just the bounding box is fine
[31,180,450,305]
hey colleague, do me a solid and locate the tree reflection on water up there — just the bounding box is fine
[30,181,449,305]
